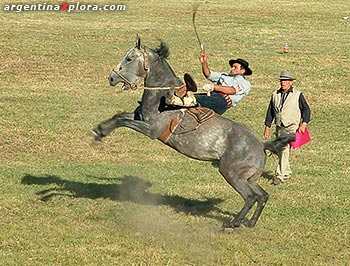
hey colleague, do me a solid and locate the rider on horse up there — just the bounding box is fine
[166,50,252,115]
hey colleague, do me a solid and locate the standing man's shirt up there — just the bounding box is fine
[264,87,311,128]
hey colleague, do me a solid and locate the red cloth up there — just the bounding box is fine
[291,127,311,149]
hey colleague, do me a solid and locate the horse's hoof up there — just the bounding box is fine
[243,220,256,228]
[220,224,245,234]
[222,227,235,234]
[89,129,103,143]
[91,139,103,146]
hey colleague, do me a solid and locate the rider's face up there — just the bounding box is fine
[230,63,245,75]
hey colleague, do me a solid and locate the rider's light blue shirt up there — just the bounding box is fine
[208,71,251,107]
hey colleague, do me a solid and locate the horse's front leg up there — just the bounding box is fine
[91,112,135,142]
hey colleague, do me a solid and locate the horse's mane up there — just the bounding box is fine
[153,41,170,59]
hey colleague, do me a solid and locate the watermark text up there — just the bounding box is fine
[3,2,127,13]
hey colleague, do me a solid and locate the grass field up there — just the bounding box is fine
[1,0,350,265]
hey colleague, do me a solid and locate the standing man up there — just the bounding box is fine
[167,51,252,115]
[263,70,311,185]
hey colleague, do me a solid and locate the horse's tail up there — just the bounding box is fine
[263,134,296,155]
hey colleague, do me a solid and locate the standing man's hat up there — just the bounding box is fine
[279,70,295,80]
[229,58,252,76]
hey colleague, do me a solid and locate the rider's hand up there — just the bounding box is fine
[199,51,207,64]
[202,83,214,92]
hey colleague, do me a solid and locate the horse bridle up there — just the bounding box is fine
[112,47,150,90]
[112,47,182,91]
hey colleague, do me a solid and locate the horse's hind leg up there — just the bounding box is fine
[230,180,259,228]
[244,172,269,227]
[219,161,259,228]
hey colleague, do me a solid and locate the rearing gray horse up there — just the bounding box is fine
[91,36,295,229]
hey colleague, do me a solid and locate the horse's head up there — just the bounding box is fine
[109,35,177,91]
[109,35,151,90]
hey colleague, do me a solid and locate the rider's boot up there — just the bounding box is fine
[166,73,198,107]
[184,73,197,93]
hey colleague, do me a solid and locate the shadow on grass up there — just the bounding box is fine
[21,174,234,223]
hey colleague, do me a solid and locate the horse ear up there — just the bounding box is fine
[136,34,141,49]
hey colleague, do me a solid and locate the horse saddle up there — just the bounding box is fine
[158,107,215,143]
[174,73,198,98]
[186,107,215,123]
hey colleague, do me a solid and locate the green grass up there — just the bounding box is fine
[1,0,350,265]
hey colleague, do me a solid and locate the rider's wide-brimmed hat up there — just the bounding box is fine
[229,58,252,76]
[279,70,295,80]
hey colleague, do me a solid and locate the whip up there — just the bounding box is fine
[192,2,204,51]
